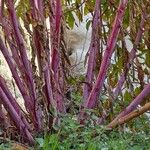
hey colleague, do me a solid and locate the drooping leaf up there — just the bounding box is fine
[145,52,150,68]
[124,90,132,103]
[86,20,92,31]
[65,11,75,29]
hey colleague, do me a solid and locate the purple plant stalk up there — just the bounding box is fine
[30,0,44,76]
[0,75,31,130]
[29,0,38,21]
[6,0,41,130]
[108,83,150,127]
[30,0,54,108]
[49,0,66,113]
[83,0,101,105]
[6,0,36,103]
[1,17,39,125]
[30,0,40,11]
[0,3,26,80]
[0,87,34,144]
[43,36,55,110]
[1,18,27,79]
[0,37,31,110]
[0,36,40,127]
[50,0,61,77]
[43,63,55,109]
[6,0,31,81]
[113,12,147,99]
[83,0,128,109]
[8,38,26,77]
[37,0,44,15]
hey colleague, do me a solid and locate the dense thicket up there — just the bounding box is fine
[0,0,150,146]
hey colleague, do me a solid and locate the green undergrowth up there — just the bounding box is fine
[0,114,149,150]
[0,88,150,150]
[34,115,150,150]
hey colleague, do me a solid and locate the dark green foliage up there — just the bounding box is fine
[34,115,150,150]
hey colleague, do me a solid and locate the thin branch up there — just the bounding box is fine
[83,0,101,105]
[107,102,150,128]
[113,9,148,99]
[84,0,128,109]
[109,82,150,126]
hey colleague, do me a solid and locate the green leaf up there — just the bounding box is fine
[66,11,75,29]
[86,20,92,31]
[144,68,149,75]
[117,56,123,72]
[84,5,89,16]
[75,10,83,22]
[124,90,132,103]
[16,0,30,18]
[123,4,130,29]
[145,52,150,68]
[134,87,142,96]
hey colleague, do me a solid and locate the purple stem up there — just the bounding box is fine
[30,0,44,76]
[50,0,66,113]
[0,35,40,129]
[2,22,27,80]
[30,0,54,108]
[0,75,31,130]
[84,0,128,109]
[6,0,41,130]
[0,36,32,111]
[113,12,147,99]
[37,0,44,17]
[6,0,36,104]
[50,0,62,76]
[83,0,101,104]
[109,83,150,126]
[0,87,34,144]
[43,62,54,108]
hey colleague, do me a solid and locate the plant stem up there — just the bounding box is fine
[84,0,128,109]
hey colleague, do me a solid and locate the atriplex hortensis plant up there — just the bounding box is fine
[83,0,129,109]
[83,0,101,104]
[0,0,150,145]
